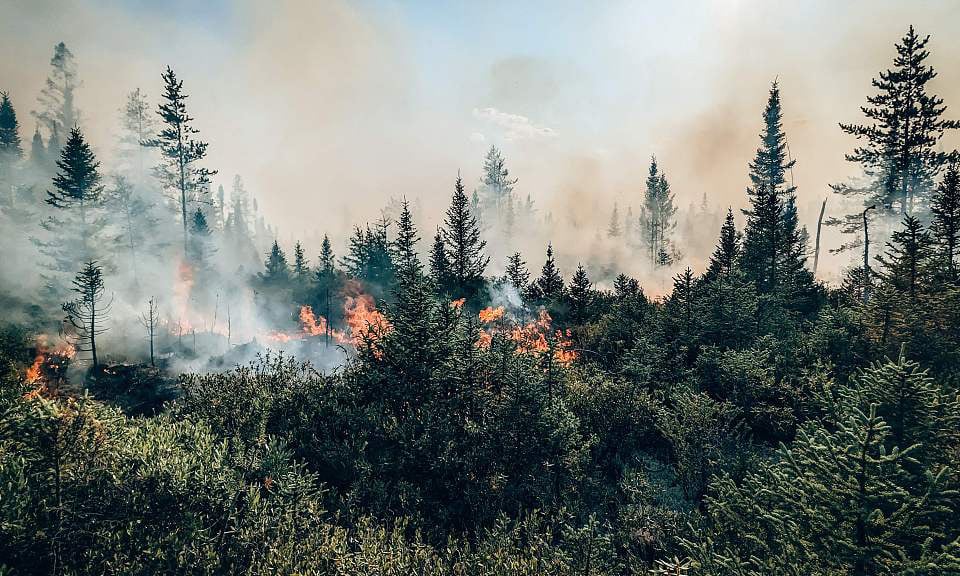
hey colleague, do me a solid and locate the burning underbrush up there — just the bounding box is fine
[22,334,76,398]
[475,306,577,366]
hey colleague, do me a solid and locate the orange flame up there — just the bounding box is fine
[22,335,76,393]
[477,308,576,366]
[450,298,466,310]
[343,293,390,348]
[478,306,505,323]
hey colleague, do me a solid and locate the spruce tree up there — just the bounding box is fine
[0,92,22,161]
[836,26,959,215]
[505,252,530,296]
[639,156,677,266]
[62,261,111,369]
[706,208,740,279]
[442,174,489,299]
[145,66,216,252]
[533,243,564,301]
[429,228,450,292]
[930,157,960,282]
[566,263,593,323]
[32,42,78,153]
[261,240,290,285]
[318,234,335,277]
[187,208,214,269]
[393,198,422,281]
[875,215,933,298]
[481,145,517,224]
[40,127,104,285]
[29,127,45,171]
[118,88,155,186]
[106,174,158,284]
[607,203,621,238]
[741,81,796,294]
[293,242,309,280]
[0,92,22,202]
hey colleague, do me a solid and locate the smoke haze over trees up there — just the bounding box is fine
[1,3,960,575]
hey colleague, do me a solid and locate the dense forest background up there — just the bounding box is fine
[1,17,960,576]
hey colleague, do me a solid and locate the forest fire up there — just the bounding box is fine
[263,293,390,350]
[23,335,77,394]
[477,307,576,365]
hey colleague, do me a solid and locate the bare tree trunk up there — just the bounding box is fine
[813,198,827,275]
[863,205,876,302]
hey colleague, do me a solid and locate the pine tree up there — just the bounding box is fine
[40,127,104,284]
[607,203,621,238]
[429,228,451,292]
[741,81,798,294]
[62,261,111,369]
[32,42,79,153]
[566,263,593,323]
[533,243,564,301]
[393,198,422,281]
[145,66,216,252]
[505,252,530,295]
[930,157,960,282]
[875,215,933,298]
[835,26,959,215]
[706,208,740,279]
[442,174,489,299]
[261,240,290,285]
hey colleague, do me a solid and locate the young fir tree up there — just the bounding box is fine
[692,378,958,575]
[393,198,422,281]
[566,263,593,324]
[741,81,807,297]
[505,252,531,297]
[40,127,105,288]
[442,174,489,299]
[930,157,960,283]
[533,243,564,301]
[835,26,959,216]
[875,215,933,298]
[145,66,216,252]
[32,42,79,155]
[429,228,451,292]
[292,242,309,281]
[706,208,740,279]
[261,240,290,285]
[62,260,111,369]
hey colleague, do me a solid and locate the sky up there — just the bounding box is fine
[3,0,960,280]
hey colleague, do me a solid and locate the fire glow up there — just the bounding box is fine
[477,306,576,366]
